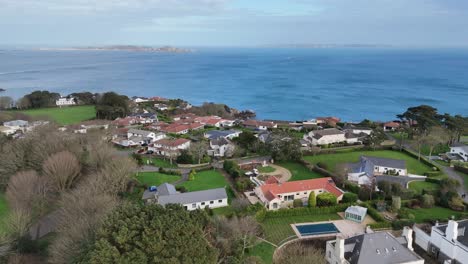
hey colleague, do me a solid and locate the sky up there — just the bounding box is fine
[1,0,468,47]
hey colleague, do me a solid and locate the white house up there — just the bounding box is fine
[243,120,277,131]
[254,177,344,210]
[343,125,373,136]
[148,138,191,157]
[0,126,17,135]
[127,128,164,143]
[348,156,408,186]
[133,97,150,103]
[142,183,228,211]
[204,130,241,140]
[56,97,76,106]
[208,138,234,157]
[326,227,423,264]
[450,143,468,162]
[414,220,468,263]
[304,128,347,146]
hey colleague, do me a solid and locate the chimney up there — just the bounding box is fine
[335,236,345,261]
[446,220,459,242]
[402,227,414,251]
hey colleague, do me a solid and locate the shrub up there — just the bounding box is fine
[176,186,188,193]
[316,193,337,207]
[308,192,316,208]
[407,199,421,209]
[255,207,267,222]
[362,203,385,222]
[392,196,401,211]
[293,199,303,208]
[369,222,392,230]
[392,219,415,230]
[342,193,358,203]
[344,181,360,194]
[397,208,414,220]
[421,194,435,208]
[316,162,328,170]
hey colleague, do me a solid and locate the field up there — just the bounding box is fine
[246,242,276,264]
[135,172,180,186]
[16,105,96,125]
[258,166,276,173]
[261,213,341,245]
[304,150,432,175]
[141,157,177,168]
[408,181,440,195]
[0,194,9,233]
[178,170,228,192]
[277,162,323,181]
[406,206,468,223]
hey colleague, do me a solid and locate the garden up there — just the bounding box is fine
[141,157,178,168]
[178,169,228,192]
[276,161,323,181]
[15,105,96,125]
[135,171,181,186]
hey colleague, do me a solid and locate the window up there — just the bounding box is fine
[431,247,436,253]
[201,202,205,206]
[296,193,299,195]
[328,251,331,258]
[304,192,307,194]
[210,201,214,204]
[218,199,223,203]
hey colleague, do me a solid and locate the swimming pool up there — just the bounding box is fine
[295,223,339,237]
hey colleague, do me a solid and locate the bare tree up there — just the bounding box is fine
[42,151,81,192]
[15,97,31,110]
[275,242,326,264]
[190,141,208,164]
[5,171,49,213]
[0,96,13,110]
[423,126,450,157]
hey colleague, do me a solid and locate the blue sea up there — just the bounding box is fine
[1,48,467,121]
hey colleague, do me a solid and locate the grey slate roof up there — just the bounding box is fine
[312,128,344,139]
[158,187,227,206]
[142,190,155,200]
[452,143,468,151]
[158,183,178,196]
[361,156,406,170]
[211,137,229,146]
[344,232,422,264]
[128,128,152,137]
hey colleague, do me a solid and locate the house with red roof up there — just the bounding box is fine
[383,121,401,131]
[253,177,344,210]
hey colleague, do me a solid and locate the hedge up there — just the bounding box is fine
[362,203,386,222]
[264,203,352,219]
[424,171,442,177]
[455,165,468,174]
[344,182,360,194]
[369,222,392,230]
[425,178,442,184]
[401,148,441,171]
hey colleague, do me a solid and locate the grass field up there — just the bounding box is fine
[261,213,341,245]
[178,170,227,192]
[406,206,468,223]
[304,150,432,175]
[277,162,324,181]
[258,166,276,173]
[141,157,178,168]
[16,105,96,125]
[246,241,276,264]
[135,172,180,186]
[0,194,9,233]
[408,181,440,195]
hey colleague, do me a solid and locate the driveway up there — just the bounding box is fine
[441,166,468,202]
[376,175,426,188]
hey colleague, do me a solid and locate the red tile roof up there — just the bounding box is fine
[243,120,276,128]
[260,177,343,201]
[384,121,400,128]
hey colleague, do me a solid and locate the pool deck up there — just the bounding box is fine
[291,219,366,239]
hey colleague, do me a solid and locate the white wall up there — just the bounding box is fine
[451,147,468,161]
[183,198,228,211]
[310,133,347,145]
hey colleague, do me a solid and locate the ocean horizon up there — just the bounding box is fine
[1,47,467,122]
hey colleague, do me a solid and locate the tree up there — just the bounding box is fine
[342,192,358,203]
[442,114,468,144]
[213,216,261,262]
[188,169,196,181]
[234,131,258,151]
[423,126,450,157]
[189,141,208,164]
[308,192,316,207]
[42,151,81,192]
[266,131,302,162]
[0,96,13,109]
[70,92,96,105]
[81,204,218,264]
[95,92,129,120]
[398,105,441,137]
[176,149,194,164]
[23,90,60,108]
[275,242,326,264]
[316,193,337,207]
[16,97,31,109]
[363,128,386,150]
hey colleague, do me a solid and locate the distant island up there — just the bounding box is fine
[268,43,392,48]
[0,88,5,92]
[38,45,193,53]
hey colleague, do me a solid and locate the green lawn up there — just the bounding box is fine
[304,150,432,175]
[460,136,468,143]
[141,157,178,168]
[261,213,341,245]
[408,181,440,195]
[16,105,96,125]
[406,206,468,223]
[135,172,180,186]
[277,162,324,181]
[258,166,276,173]
[389,132,408,140]
[178,170,228,192]
[246,241,276,264]
[0,194,9,233]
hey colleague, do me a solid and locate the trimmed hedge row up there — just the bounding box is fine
[369,222,392,230]
[264,203,352,218]
[455,165,468,174]
[425,178,442,184]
